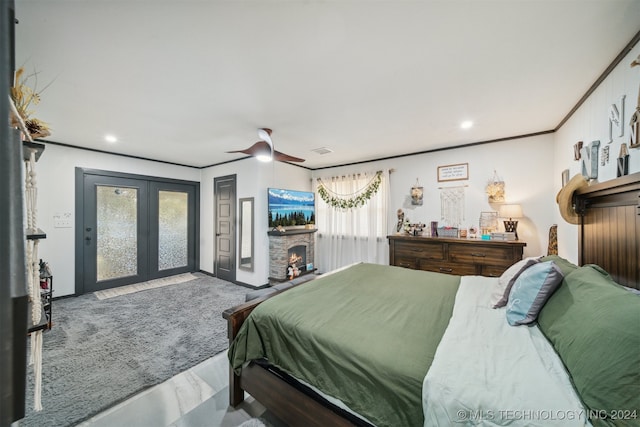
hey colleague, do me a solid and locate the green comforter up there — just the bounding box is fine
[228,263,460,426]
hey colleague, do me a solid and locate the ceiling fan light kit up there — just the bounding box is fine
[226,128,305,163]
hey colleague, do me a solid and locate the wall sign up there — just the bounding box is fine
[437,163,469,182]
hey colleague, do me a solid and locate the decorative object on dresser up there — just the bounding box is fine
[396,209,405,232]
[387,234,526,277]
[479,211,499,237]
[498,204,523,240]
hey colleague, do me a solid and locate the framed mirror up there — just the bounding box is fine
[238,197,254,272]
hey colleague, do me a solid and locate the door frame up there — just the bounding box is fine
[74,168,200,295]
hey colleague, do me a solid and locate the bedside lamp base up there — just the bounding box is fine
[503,219,519,240]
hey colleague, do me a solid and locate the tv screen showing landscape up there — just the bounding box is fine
[268,188,315,228]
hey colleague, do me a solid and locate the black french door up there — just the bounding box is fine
[76,169,199,295]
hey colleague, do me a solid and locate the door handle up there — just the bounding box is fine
[85,236,92,241]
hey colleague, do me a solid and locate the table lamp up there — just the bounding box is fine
[499,204,523,240]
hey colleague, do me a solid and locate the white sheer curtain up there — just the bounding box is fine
[315,169,390,272]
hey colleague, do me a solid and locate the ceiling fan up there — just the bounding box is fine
[227,128,305,163]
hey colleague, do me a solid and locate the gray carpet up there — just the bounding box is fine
[22,273,248,427]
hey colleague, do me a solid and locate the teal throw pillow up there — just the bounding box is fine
[506,261,563,326]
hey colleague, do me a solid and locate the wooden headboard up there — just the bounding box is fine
[575,172,640,288]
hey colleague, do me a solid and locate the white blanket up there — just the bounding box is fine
[423,276,590,426]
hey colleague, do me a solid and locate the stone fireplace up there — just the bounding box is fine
[268,229,317,283]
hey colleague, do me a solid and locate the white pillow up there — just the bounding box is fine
[490,257,540,307]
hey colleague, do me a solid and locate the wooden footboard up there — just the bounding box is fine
[222,293,270,406]
[222,285,367,426]
[222,282,313,407]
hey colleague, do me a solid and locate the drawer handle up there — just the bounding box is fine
[439,267,453,273]
[471,253,486,257]
[399,263,412,268]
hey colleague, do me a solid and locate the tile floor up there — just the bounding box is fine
[76,351,280,427]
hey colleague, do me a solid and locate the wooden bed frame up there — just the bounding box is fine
[575,172,640,288]
[222,287,365,426]
[223,172,640,425]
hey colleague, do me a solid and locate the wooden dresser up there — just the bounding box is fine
[388,234,526,277]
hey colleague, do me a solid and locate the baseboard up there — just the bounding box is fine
[198,270,269,290]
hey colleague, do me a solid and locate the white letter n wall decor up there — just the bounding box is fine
[608,95,625,143]
[581,140,600,182]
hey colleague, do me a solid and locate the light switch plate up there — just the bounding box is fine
[53,212,72,228]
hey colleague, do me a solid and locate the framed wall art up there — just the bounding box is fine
[437,163,469,182]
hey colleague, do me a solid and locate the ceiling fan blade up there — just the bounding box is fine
[226,141,271,156]
[273,150,305,162]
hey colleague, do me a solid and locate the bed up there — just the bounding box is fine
[223,173,640,427]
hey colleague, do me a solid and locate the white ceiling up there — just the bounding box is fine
[14,1,640,169]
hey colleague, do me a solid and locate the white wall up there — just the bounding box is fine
[312,134,557,259]
[554,43,640,264]
[38,42,639,295]
[36,144,200,297]
[199,159,312,287]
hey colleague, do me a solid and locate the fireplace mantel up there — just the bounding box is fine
[267,228,318,236]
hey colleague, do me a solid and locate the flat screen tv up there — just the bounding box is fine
[268,188,315,228]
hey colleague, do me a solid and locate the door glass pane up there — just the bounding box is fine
[158,190,189,270]
[97,186,138,281]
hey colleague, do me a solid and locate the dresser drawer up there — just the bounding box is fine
[418,260,477,276]
[481,264,509,277]
[393,256,417,269]
[448,244,514,267]
[394,241,444,260]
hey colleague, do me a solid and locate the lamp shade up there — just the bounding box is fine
[499,204,523,219]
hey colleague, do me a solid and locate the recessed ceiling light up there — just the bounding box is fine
[105,134,118,143]
[460,121,473,130]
